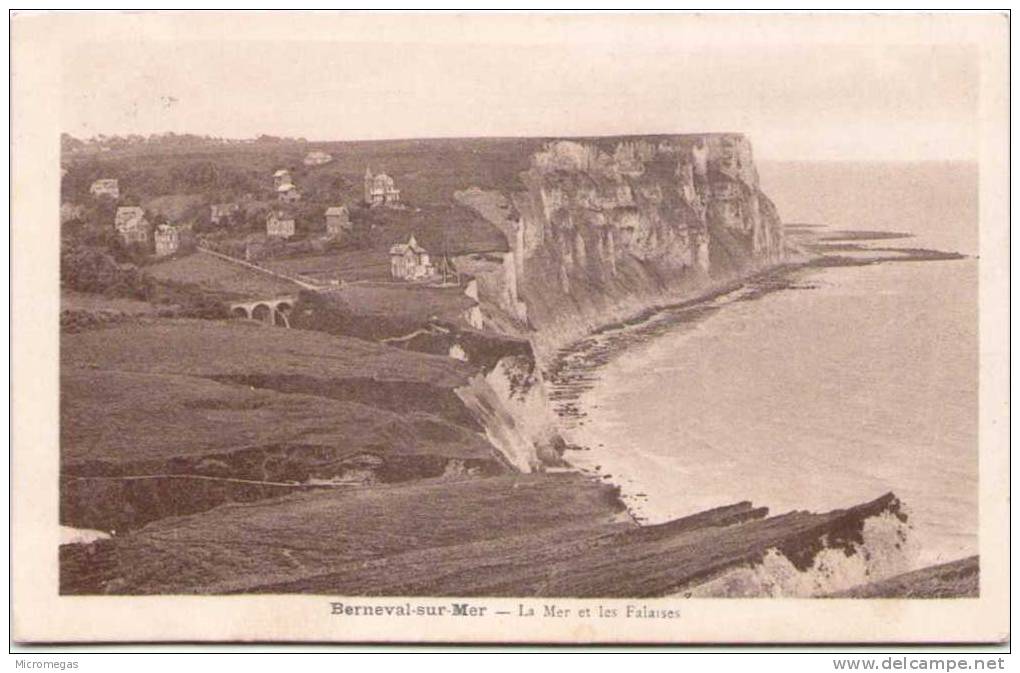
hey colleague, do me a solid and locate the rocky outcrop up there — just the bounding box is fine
[455,355,564,472]
[827,555,979,598]
[60,479,912,597]
[458,134,783,359]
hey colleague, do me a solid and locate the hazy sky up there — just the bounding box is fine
[60,14,981,161]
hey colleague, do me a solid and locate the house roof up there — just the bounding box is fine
[274,169,290,176]
[277,183,296,192]
[325,206,348,216]
[389,234,427,256]
[268,211,295,222]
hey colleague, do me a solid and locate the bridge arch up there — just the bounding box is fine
[251,303,273,323]
[274,302,293,328]
[227,295,297,328]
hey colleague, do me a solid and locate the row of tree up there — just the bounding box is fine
[61,243,227,319]
[60,132,310,154]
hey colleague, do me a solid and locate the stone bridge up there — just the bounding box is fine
[229,296,297,327]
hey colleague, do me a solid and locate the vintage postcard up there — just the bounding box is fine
[10,11,1010,644]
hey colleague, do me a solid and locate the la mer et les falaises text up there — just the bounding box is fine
[330,602,681,619]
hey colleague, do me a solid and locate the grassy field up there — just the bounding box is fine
[291,284,477,342]
[61,290,157,315]
[61,318,484,467]
[145,251,303,299]
[60,317,503,530]
[61,367,490,467]
[263,249,391,283]
[61,318,472,384]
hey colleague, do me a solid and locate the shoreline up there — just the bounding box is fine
[545,237,975,586]
[546,258,820,439]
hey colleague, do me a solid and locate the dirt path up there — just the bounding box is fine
[62,473,360,489]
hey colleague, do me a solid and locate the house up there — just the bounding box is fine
[114,207,151,246]
[266,210,295,238]
[277,183,301,203]
[273,169,292,189]
[210,203,239,225]
[90,179,120,199]
[389,235,434,280]
[154,223,194,257]
[325,205,351,237]
[364,168,401,206]
[304,150,332,166]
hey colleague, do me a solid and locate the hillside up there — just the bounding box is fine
[60,319,504,531]
[62,474,908,597]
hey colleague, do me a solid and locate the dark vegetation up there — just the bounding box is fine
[61,245,231,319]
[291,286,477,341]
[60,136,523,271]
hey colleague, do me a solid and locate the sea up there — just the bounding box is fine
[552,161,979,586]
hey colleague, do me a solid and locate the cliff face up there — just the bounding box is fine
[457,134,784,358]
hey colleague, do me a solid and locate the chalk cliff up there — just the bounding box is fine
[457,134,784,358]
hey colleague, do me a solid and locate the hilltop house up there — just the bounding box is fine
[266,210,295,238]
[154,223,194,257]
[210,202,239,225]
[389,235,434,281]
[114,206,150,246]
[273,169,292,189]
[325,205,351,237]
[277,183,301,203]
[90,179,120,199]
[304,150,332,166]
[364,168,401,207]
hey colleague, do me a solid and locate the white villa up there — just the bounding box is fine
[389,235,434,280]
[266,211,296,238]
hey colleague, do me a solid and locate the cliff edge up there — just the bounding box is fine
[456,134,784,358]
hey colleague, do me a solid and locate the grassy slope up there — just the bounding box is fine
[61,319,487,469]
[262,249,393,282]
[61,479,914,597]
[61,368,490,467]
[60,474,625,594]
[146,252,302,300]
[61,290,158,315]
[61,318,469,383]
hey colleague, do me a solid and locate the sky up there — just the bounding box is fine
[59,14,981,162]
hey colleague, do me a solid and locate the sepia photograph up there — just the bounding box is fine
[10,10,1010,647]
